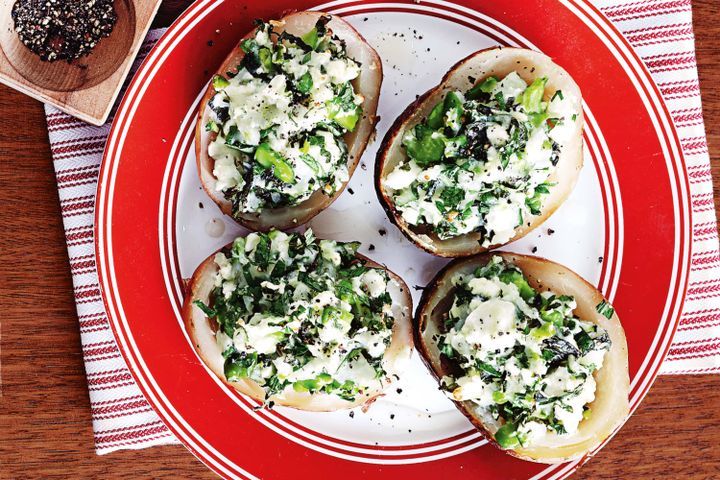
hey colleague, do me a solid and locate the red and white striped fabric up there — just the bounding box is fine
[47,29,179,453]
[594,0,720,375]
[44,0,719,455]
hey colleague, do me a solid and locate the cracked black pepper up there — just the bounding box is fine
[11,0,117,62]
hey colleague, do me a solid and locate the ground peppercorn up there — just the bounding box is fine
[11,0,117,62]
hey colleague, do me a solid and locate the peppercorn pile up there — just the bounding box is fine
[11,0,117,62]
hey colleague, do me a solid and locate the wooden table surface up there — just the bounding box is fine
[1,1,719,478]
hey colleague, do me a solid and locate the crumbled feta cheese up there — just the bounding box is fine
[244,233,261,253]
[486,124,510,146]
[211,155,243,192]
[467,277,501,298]
[319,315,351,344]
[384,161,422,190]
[485,202,519,245]
[492,71,528,100]
[361,269,387,298]
[214,253,234,282]
[452,374,494,405]
[242,315,284,355]
[311,290,339,309]
[320,240,342,266]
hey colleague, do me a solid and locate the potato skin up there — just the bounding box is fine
[376,47,584,257]
[182,242,413,411]
[414,253,630,463]
[196,11,383,231]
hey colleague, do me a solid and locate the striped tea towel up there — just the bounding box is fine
[44,0,719,455]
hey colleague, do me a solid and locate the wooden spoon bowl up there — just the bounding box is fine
[0,0,136,92]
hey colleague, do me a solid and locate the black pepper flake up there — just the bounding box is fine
[531,246,538,253]
[199,202,204,209]
[361,162,367,171]
[349,411,355,418]
[378,228,387,236]
[547,228,555,235]
[598,256,604,263]
[369,244,376,251]
[348,187,355,195]
[390,414,395,420]
[396,388,403,394]
[12,0,118,62]
[413,285,426,291]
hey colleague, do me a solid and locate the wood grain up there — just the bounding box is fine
[1,1,719,478]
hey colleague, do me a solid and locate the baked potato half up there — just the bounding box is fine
[376,48,583,257]
[197,11,382,230]
[415,253,629,462]
[183,230,413,411]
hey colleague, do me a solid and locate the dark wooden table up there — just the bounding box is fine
[1,1,719,478]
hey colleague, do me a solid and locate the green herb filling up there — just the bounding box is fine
[207,17,364,216]
[384,72,577,245]
[195,230,396,404]
[438,256,612,448]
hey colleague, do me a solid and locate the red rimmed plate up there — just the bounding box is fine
[96,0,691,478]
